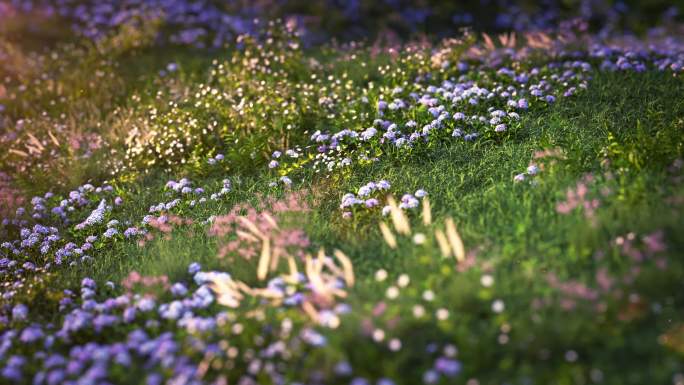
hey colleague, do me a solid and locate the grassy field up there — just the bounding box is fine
[1,15,684,385]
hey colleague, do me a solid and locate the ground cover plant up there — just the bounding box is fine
[1,1,684,384]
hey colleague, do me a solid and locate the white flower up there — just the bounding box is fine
[480,274,494,287]
[492,299,505,313]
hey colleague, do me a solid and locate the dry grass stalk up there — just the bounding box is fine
[434,229,451,258]
[387,196,411,235]
[333,249,355,287]
[422,197,432,226]
[445,218,466,262]
[379,222,397,249]
[256,238,271,280]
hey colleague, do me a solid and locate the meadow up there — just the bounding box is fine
[1,1,684,384]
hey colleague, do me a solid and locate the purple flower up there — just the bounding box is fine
[81,278,96,289]
[377,180,391,190]
[365,198,379,208]
[12,304,28,321]
[137,298,156,312]
[20,326,43,343]
[171,283,188,297]
[188,263,201,275]
[93,314,119,332]
[76,200,107,230]
[124,227,139,238]
[434,357,461,376]
[123,307,137,323]
[495,124,507,132]
[103,228,119,238]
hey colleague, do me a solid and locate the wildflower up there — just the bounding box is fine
[268,160,279,169]
[12,304,28,321]
[495,124,507,132]
[375,269,388,282]
[423,370,439,384]
[492,299,505,313]
[365,198,379,208]
[81,278,96,288]
[358,185,373,197]
[415,189,428,198]
[480,274,494,287]
[334,361,352,376]
[171,283,188,297]
[514,173,526,182]
[386,286,399,299]
[280,176,292,186]
[435,358,461,376]
[372,329,385,342]
[123,307,137,323]
[301,328,327,347]
[76,200,107,230]
[136,298,156,312]
[123,227,139,238]
[527,165,539,175]
[361,127,377,140]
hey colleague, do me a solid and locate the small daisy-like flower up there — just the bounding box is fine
[513,173,526,182]
[492,299,505,313]
[375,269,388,282]
[480,274,494,287]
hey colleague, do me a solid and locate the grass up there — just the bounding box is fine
[1,21,684,384]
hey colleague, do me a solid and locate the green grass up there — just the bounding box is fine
[2,23,684,384]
